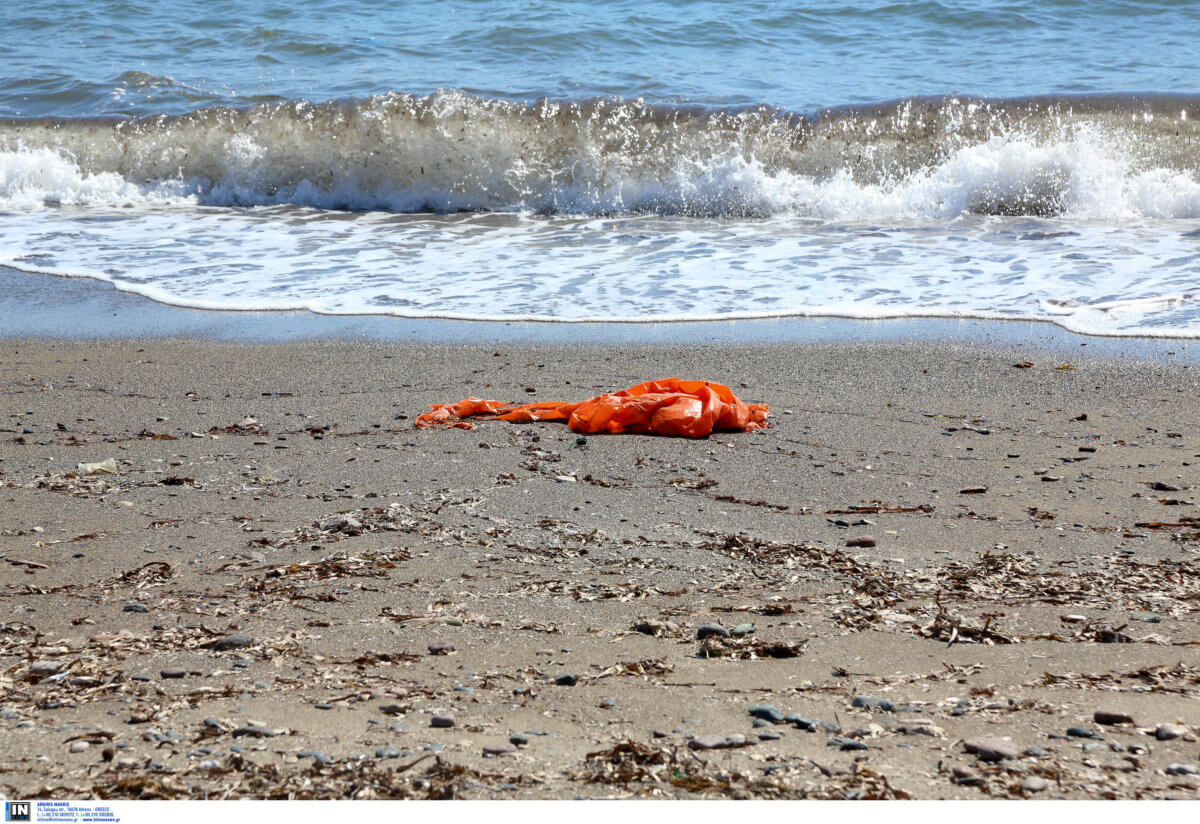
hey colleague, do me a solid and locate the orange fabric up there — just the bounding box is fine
[415,379,769,438]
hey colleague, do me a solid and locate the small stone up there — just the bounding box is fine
[598,697,615,709]
[696,623,729,640]
[1021,776,1049,793]
[898,723,945,737]
[554,674,579,686]
[1130,612,1162,623]
[1067,727,1100,739]
[509,734,529,747]
[207,633,253,651]
[851,696,895,712]
[232,724,275,738]
[314,703,332,710]
[731,623,757,637]
[375,746,400,759]
[748,704,785,724]
[757,731,782,741]
[828,737,869,751]
[964,737,1021,762]
[1094,710,1135,726]
[430,713,455,728]
[689,735,729,750]
[379,704,406,716]
[784,714,819,732]
[69,676,100,688]
[427,642,455,655]
[483,742,517,756]
[845,535,876,548]
[69,741,89,753]
[160,668,186,679]
[952,765,981,785]
[1156,723,1187,741]
[122,603,149,613]
[1165,763,1199,776]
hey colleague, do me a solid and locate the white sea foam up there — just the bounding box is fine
[2,93,1199,337]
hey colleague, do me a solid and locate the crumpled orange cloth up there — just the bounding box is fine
[415,378,769,438]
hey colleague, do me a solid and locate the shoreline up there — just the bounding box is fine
[2,268,1198,363]
[1,336,1198,799]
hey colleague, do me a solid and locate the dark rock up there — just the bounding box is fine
[828,737,869,751]
[731,623,756,637]
[1067,727,1101,739]
[379,704,406,716]
[964,737,1021,762]
[696,623,729,640]
[1165,763,1199,776]
[1155,723,1187,741]
[122,603,149,613]
[427,642,455,655]
[1094,710,1135,726]
[206,633,253,651]
[509,734,529,747]
[845,535,876,548]
[232,724,275,738]
[375,746,400,759]
[430,713,455,728]
[554,674,579,686]
[851,696,895,712]
[757,731,782,741]
[784,714,819,732]
[748,704,785,724]
[159,668,186,679]
[952,766,983,786]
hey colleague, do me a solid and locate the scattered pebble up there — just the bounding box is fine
[963,737,1021,762]
[1094,710,1135,726]
[430,713,455,728]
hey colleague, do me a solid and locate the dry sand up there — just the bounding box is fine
[1,337,1198,799]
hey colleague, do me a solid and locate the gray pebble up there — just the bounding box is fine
[748,704,785,724]
[964,737,1021,762]
[1165,763,1199,776]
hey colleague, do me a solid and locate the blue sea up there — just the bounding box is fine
[2,1,1200,335]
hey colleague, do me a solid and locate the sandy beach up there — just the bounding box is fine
[2,332,1198,799]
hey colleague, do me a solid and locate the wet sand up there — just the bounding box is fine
[1,336,1198,799]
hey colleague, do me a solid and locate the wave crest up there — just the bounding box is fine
[3,90,1200,218]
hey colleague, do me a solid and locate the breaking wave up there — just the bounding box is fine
[3,90,1200,219]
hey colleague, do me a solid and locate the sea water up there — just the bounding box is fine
[2,1,1199,336]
